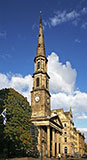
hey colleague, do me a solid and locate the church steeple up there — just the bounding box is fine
[36,12,45,57]
[31,13,51,118]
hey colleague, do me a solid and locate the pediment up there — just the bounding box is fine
[50,115,63,129]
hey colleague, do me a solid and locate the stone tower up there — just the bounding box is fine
[31,15,63,158]
[31,15,51,118]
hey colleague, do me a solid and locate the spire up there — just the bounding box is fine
[70,106,72,112]
[36,11,46,57]
[70,106,72,115]
[40,10,42,24]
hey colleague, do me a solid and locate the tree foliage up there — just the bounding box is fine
[0,88,38,158]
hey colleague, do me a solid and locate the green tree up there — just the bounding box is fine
[0,88,9,155]
[0,88,38,158]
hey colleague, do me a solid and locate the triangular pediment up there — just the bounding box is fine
[50,115,63,129]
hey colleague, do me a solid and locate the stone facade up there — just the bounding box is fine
[31,16,63,158]
[31,15,85,158]
[76,130,85,156]
[52,109,85,156]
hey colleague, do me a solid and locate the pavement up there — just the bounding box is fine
[1,157,87,160]
[3,157,87,160]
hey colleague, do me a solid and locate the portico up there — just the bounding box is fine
[31,115,63,158]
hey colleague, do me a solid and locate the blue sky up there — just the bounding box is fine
[0,0,87,91]
[0,0,87,141]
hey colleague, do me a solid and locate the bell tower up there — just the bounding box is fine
[31,14,51,118]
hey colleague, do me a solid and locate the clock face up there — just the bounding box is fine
[35,96,40,102]
[46,97,50,104]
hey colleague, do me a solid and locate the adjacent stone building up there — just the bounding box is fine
[52,108,85,156]
[31,15,85,158]
[76,130,85,156]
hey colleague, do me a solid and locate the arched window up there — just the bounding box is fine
[37,61,40,70]
[36,78,39,87]
[64,147,68,154]
[64,137,67,142]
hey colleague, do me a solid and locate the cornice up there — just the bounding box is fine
[32,71,50,79]
[31,88,51,97]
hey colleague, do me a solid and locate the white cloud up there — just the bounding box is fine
[48,52,77,94]
[47,53,87,124]
[0,52,87,127]
[78,128,87,143]
[79,128,87,132]
[77,113,87,119]
[50,10,80,26]
[47,52,87,140]
[0,73,10,88]
[51,91,87,116]
[0,73,33,102]
[48,8,87,28]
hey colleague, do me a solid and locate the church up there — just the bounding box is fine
[31,15,85,158]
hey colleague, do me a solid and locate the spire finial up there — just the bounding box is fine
[40,11,42,23]
[40,10,42,16]
[70,106,72,114]
[36,11,46,57]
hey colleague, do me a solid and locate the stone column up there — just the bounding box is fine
[56,132,59,158]
[37,127,41,153]
[47,126,50,157]
[52,128,55,157]
[60,135,62,155]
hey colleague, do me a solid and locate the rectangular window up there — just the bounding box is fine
[64,123,66,127]
[65,137,67,142]
[36,78,39,87]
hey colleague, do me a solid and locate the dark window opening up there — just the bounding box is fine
[36,78,39,87]
[59,143,60,153]
[64,147,68,154]
[64,123,66,127]
[39,34,41,37]
[38,44,41,47]
[37,62,40,69]
[65,137,67,142]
